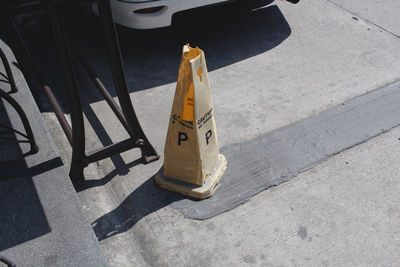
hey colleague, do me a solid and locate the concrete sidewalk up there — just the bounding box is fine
[6,0,400,265]
[73,0,400,265]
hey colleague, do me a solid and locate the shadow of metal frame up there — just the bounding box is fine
[0,45,38,156]
[5,0,160,188]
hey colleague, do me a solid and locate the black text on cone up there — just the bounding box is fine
[155,45,227,199]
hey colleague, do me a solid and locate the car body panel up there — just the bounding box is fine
[110,0,233,29]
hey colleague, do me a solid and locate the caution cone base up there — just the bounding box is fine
[155,154,227,199]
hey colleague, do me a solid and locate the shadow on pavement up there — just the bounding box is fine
[0,99,52,251]
[14,0,290,109]
[78,1,290,97]
[91,175,185,241]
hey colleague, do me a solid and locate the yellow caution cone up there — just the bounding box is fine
[155,45,227,199]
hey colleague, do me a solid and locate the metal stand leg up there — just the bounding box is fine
[8,15,73,144]
[97,0,159,163]
[47,2,86,185]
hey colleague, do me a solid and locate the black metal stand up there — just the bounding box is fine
[6,0,159,187]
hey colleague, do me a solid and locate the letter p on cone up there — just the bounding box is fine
[155,45,227,199]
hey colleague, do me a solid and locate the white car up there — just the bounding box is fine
[107,0,299,30]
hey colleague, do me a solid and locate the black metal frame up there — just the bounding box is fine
[7,0,159,187]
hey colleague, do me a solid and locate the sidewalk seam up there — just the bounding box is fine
[326,0,400,39]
